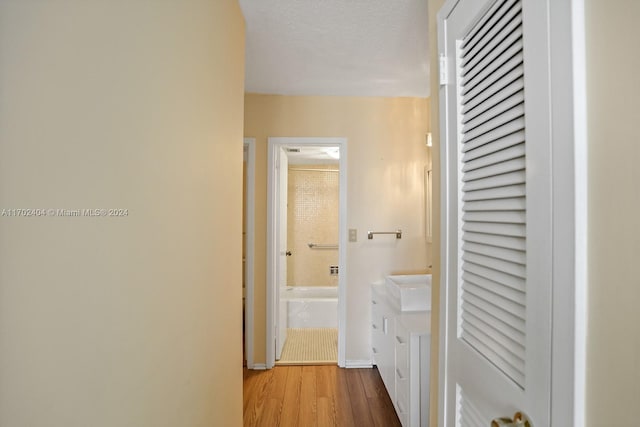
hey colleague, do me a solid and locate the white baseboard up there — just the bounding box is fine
[345,359,373,369]
[249,363,267,370]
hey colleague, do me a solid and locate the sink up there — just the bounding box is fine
[385,274,432,311]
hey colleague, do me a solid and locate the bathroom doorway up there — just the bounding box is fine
[266,137,347,368]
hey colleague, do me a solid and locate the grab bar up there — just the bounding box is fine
[367,230,402,240]
[307,243,339,249]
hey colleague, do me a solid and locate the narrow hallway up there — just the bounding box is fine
[243,365,401,427]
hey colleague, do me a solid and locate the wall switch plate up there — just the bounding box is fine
[349,229,357,242]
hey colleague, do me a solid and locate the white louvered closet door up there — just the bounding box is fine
[439,0,553,426]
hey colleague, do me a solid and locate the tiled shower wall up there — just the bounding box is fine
[287,165,339,287]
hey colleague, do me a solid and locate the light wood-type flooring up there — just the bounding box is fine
[243,364,401,427]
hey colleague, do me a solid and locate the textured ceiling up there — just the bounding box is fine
[239,0,430,97]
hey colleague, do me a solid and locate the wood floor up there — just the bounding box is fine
[243,365,401,427]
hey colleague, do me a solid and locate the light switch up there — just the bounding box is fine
[349,229,357,242]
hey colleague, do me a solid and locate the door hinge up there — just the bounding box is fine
[439,54,449,86]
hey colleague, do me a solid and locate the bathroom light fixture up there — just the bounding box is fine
[426,132,433,147]
[326,147,340,159]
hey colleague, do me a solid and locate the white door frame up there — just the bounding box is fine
[436,0,587,425]
[266,137,348,368]
[243,138,256,369]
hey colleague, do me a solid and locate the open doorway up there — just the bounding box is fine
[266,137,347,368]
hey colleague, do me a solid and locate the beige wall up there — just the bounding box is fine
[585,1,640,425]
[287,166,339,287]
[0,1,245,426]
[245,95,431,364]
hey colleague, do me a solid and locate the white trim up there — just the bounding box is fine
[571,0,588,422]
[345,360,373,369]
[266,142,276,369]
[548,0,587,425]
[243,138,256,369]
[436,4,457,426]
[266,137,348,369]
[251,363,267,371]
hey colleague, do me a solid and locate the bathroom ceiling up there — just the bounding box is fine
[238,0,430,97]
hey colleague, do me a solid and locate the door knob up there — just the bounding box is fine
[491,412,532,427]
[285,251,292,256]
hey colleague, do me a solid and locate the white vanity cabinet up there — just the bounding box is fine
[371,283,431,427]
[371,285,396,395]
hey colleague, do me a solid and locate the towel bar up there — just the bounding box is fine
[307,243,339,249]
[367,230,402,240]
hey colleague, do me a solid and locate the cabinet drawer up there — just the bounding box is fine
[395,334,409,376]
[372,303,383,330]
[395,382,409,427]
[396,367,409,397]
[397,408,408,427]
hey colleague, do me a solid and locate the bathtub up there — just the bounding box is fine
[281,286,338,328]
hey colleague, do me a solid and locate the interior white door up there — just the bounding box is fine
[438,0,553,425]
[275,147,289,360]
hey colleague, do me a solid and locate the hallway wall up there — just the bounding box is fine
[245,95,431,364]
[585,1,640,425]
[0,1,245,426]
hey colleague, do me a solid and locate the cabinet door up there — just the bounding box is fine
[380,313,395,395]
[371,288,394,397]
[395,322,410,426]
[371,293,384,364]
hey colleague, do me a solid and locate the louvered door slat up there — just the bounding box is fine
[458,0,526,389]
[462,26,523,95]
[461,312,525,376]
[463,282,525,322]
[462,262,525,292]
[461,117,524,152]
[463,156,525,181]
[461,296,525,353]
[463,130,524,162]
[462,271,525,304]
[463,197,525,211]
[462,103,524,142]
[458,386,488,427]
[463,241,526,265]
[463,143,525,172]
[461,64,523,111]
[462,184,525,202]
[462,231,526,251]
[462,301,524,344]
[463,210,525,224]
[462,88,524,133]
[462,253,525,278]
[460,0,519,63]
[462,79,524,124]
[462,221,525,237]
[462,170,525,192]
[462,316,524,362]
[462,42,523,95]
[460,330,524,385]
